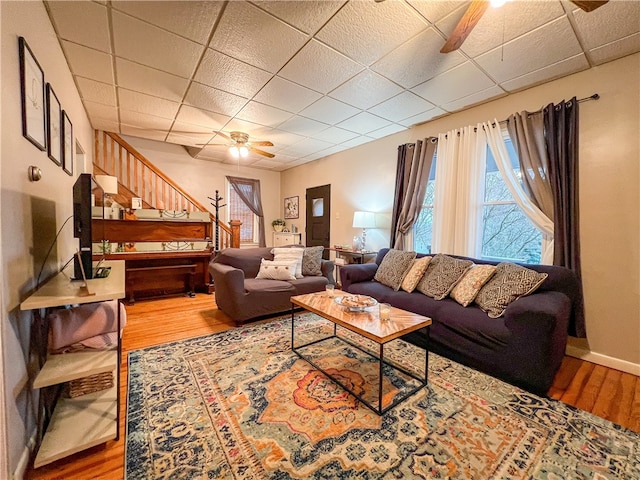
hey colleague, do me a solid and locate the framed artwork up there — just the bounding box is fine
[284,196,299,219]
[46,84,62,165]
[62,110,73,176]
[19,37,46,150]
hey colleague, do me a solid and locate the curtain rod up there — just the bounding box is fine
[497,93,600,125]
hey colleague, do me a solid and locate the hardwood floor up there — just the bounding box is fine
[26,294,640,479]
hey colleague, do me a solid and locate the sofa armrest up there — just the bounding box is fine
[340,263,378,290]
[320,260,335,285]
[209,263,246,301]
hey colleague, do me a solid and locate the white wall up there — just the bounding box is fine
[282,53,640,370]
[1,2,93,475]
[120,136,282,246]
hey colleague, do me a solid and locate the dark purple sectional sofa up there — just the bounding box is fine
[340,248,584,395]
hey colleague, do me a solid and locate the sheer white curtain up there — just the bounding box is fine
[483,120,554,263]
[432,125,486,256]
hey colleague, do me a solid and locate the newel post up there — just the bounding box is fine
[229,220,242,248]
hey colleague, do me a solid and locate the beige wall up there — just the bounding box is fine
[282,53,640,369]
[121,136,282,246]
[1,2,94,475]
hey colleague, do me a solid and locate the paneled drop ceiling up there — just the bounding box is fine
[45,0,640,171]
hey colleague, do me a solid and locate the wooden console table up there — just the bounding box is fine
[20,260,125,468]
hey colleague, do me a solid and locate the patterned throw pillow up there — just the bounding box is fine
[272,247,304,278]
[475,262,548,318]
[255,259,297,281]
[416,254,474,300]
[374,249,417,291]
[450,264,497,307]
[400,256,432,293]
[302,246,324,276]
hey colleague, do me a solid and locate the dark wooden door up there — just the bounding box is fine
[306,185,331,259]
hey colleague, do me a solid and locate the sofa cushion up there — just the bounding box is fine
[301,246,324,276]
[450,264,497,307]
[255,259,297,281]
[475,262,548,318]
[417,254,473,300]
[272,247,304,278]
[400,256,432,293]
[373,249,417,291]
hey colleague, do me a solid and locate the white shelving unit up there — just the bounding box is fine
[21,260,125,468]
[273,231,302,247]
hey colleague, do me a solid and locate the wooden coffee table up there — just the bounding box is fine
[290,292,432,415]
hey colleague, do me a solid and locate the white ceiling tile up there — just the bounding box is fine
[192,147,226,162]
[441,85,506,112]
[118,88,180,119]
[411,62,495,106]
[279,40,364,94]
[278,137,333,157]
[46,1,111,53]
[501,54,590,92]
[62,41,114,84]
[194,49,272,98]
[571,1,640,50]
[337,112,391,135]
[254,76,323,114]
[166,122,215,147]
[329,70,403,110]
[210,1,308,73]
[83,100,119,123]
[236,101,293,128]
[250,158,281,169]
[112,11,202,78]
[263,129,307,151]
[120,110,173,131]
[312,126,359,144]
[589,32,640,66]
[406,0,467,24]
[340,136,375,148]
[315,0,427,66]
[115,58,189,102]
[175,105,230,131]
[475,17,583,84]
[91,118,120,132]
[277,116,329,137]
[299,96,360,124]
[120,125,169,142]
[308,144,349,158]
[445,1,565,58]
[367,124,408,139]
[184,82,247,117]
[76,77,116,106]
[398,107,448,127]
[251,1,345,35]
[112,1,222,45]
[369,91,436,123]
[372,28,466,88]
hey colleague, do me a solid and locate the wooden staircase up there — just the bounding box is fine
[93,130,239,249]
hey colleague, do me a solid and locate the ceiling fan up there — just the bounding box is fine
[440,0,609,54]
[198,131,275,159]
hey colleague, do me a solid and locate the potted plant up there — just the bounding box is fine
[272,218,286,232]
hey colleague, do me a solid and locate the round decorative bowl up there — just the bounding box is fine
[335,295,378,312]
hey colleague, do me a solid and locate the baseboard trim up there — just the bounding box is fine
[566,346,640,376]
[12,430,36,480]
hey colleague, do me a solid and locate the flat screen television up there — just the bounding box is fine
[73,174,104,279]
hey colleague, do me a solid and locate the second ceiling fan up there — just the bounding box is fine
[440,0,609,53]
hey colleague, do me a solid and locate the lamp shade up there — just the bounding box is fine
[352,211,376,229]
[94,175,118,195]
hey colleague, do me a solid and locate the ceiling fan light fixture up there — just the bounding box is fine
[230,145,240,158]
[490,0,508,7]
[239,146,249,158]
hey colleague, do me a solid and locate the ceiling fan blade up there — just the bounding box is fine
[196,143,228,147]
[570,0,608,12]
[440,0,490,54]
[250,140,274,147]
[250,147,275,158]
[213,131,232,141]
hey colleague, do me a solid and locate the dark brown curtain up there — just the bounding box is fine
[544,97,585,337]
[390,143,415,248]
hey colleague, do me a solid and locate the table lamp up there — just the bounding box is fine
[352,211,376,251]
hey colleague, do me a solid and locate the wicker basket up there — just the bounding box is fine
[68,372,114,398]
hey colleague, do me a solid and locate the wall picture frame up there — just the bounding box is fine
[19,37,46,151]
[284,196,299,219]
[46,83,62,166]
[62,110,73,176]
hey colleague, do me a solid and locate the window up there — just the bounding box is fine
[413,156,437,254]
[228,182,258,244]
[481,138,542,263]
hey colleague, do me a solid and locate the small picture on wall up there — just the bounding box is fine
[62,110,73,176]
[284,196,299,219]
[46,84,62,166]
[19,37,46,151]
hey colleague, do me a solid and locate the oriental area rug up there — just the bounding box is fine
[125,313,639,479]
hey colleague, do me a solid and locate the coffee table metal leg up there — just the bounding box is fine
[379,343,384,415]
